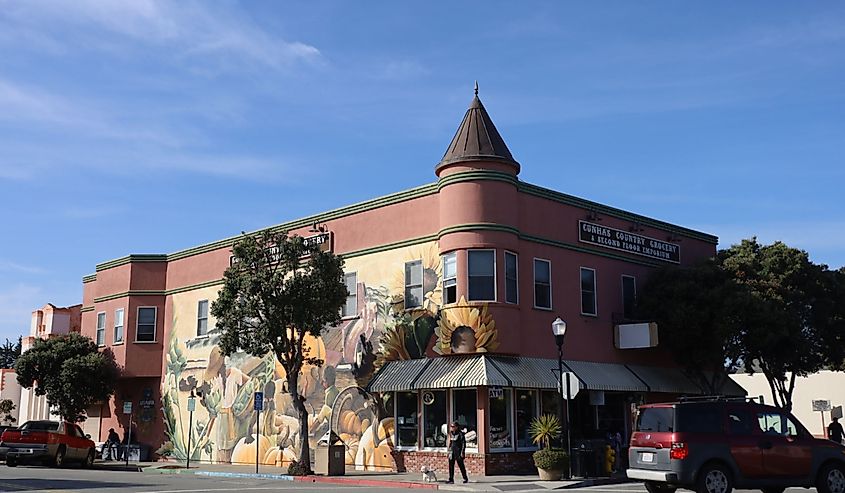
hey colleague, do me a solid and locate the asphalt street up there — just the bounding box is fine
[0,467,824,493]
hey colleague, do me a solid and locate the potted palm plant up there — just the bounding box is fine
[530,414,568,480]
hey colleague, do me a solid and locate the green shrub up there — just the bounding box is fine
[533,448,568,470]
[287,461,309,476]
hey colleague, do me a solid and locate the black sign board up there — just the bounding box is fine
[230,232,332,267]
[578,220,680,264]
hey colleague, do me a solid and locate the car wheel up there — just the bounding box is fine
[52,446,66,468]
[818,462,845,493]
[6,458,17,467]
[645,481,677,493]
[695,463,733,493]
[82,449,94,468]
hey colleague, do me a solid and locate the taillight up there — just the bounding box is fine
[670,442,688,460]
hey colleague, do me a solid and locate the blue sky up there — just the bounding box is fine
[1,1,844,342]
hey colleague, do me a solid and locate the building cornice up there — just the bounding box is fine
[90,172,716,276]
[82,274,97,283]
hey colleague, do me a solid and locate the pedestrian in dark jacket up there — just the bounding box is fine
[447,421,468,484]
[829,417,844,444]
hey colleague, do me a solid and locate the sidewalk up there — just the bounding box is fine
[95,460,632,491]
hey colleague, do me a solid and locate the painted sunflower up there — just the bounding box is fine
[434,296,499,355]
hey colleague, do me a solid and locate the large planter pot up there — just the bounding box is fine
[537,468,562,481]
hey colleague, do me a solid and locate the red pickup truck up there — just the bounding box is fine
[1,420,96,467]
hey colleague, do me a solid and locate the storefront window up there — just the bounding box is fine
[422,390,447,448]
[489,388,512,450]
[395,391,418,448]
[516,389,538,449]
[452,389,478,448]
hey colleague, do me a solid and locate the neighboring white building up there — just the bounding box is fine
[17,303,81,423]
[731,370,845,438]
[0,368,21,424]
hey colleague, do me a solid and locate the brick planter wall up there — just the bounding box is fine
[393,450,536,476]
[485,452,536,475]
[393,450,485,476]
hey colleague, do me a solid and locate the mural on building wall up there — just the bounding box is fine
[158,242,500,469]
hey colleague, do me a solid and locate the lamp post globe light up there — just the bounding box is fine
[551,317,571,477]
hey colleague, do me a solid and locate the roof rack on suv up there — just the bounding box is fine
[677,395,763,404]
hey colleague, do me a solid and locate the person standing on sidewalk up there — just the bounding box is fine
[446,421,468,484]
[829,417,844,444]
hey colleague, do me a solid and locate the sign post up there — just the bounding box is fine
[814,400,832,437]
[254,391,264,475]
[123,401,133,467]
[187,391,197,470]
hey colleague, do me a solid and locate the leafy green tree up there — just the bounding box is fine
[0,337,22,368]
[636,258,748,394]
[0,399,16,425]
[211,230,347,473]
[721,239,843,411]
[15,333,120,422]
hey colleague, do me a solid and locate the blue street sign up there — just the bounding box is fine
[254,392,264,411]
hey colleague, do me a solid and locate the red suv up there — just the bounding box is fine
[628,398,845,493]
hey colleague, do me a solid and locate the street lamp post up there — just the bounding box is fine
[187,390,197,470]
[551,317,570,478]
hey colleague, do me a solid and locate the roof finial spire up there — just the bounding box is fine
[474,80,479,97]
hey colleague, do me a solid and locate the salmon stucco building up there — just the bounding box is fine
[78,89,744,474]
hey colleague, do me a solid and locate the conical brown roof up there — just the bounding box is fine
[436,88,519,173]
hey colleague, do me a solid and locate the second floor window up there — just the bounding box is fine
[197,300,209,336]
[442,252,457,304]
[96,312,106,346]
[114,308,124,343]
[468,250,495,301]
[136,307,157,342]
[505,252,518,304]
[581,267,597,316]
[622,275,637,319]
[405,260,423,309]
[534,259,552,309]
[342,273,357,317]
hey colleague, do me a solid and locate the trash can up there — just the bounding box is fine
[315,431,345,476]
[569,446,592,478]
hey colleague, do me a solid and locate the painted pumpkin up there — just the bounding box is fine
[231,434,271,465]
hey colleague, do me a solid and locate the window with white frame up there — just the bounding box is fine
[442,252,457,305]
[452,389,478,448]
[422,390,448,448]
[404,260,423,309]
[581,267,597,316]
[516,389,538,449]
[113,308,124,343]
[505,251,518,304]
[96,312,106,346]
[489,388,512,450]
[136,307,157,342]
[468,249,495,301]
[534,259,552,309]
[622,275,636,319]
[197,300,209,336]
[342,273,357,317]
[395,391,419,447]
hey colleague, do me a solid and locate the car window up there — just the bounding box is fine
[20,421,60,432]
[66,425,79,437]
[785,416,802,437]
[728,408,756,435]
[75,425,87,438]
[677,404,722,433]
[637,407,674,432]
[758,412,785,435]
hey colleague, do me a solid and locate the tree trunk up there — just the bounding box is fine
[289,376,311,474]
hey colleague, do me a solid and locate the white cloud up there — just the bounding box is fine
[0,284,42,341]
[0,261,45,275]
[0,0,321,71]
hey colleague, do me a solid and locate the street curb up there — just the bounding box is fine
[142,467,437,489]
[556,477,633,489]
[297,476,437,489]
